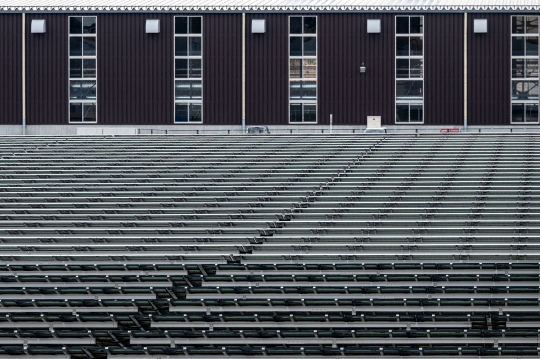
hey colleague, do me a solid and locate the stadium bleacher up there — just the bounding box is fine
[0,133,538,358]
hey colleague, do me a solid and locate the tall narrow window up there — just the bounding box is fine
[395,16,423,124]
[175,16,202,123]
[69,16,97,123]
[511,16,539,124]
[289,16,317,123]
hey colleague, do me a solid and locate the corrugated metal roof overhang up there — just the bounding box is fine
[1,0,540,13]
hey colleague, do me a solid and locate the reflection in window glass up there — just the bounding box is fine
[303,59,317,78]
[396,16,423,123]
[410,59,423,78]
[83,17,96,34]
[83,59,96,78]
[290,59,301,78]
[69,37,82,56]
[290,104,302,122]
[410,16,423,34]
[70,59,82,78]
[190,17,202,34]
[525,37,538,56]
[175,81,202,100]
[511,15,539,124]
[396,17,408,34]
[83,103,96,121]
[304,17,316,34]
[512,16,525,34]
[175,16,203,123]
[527,59,538,78]
[396,104,409,122]
[175,59,188,78]
[410,37,423,56]
[70,17,82,34]
[175,37,188,56]
[83,37,96,56]
[396,80,423,100]
[526,16,538,34]
[289,16,317,124]
[70,103,82,122]
[290,17,302,34]
[189,37,201,56]
[396,37,409,56]
[304,104,317,122]
[175,17,188,34]
[396,59,409,78]
[303,37,316,56]
[512,36,524,56]
[290,37,302,56]
[512,81,539,101]
[512,59,525,78]
[69,16,97,123]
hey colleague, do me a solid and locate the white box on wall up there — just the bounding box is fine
[474,19,487,33]
[146,19,160,33]
[31,19,46,33]
[252,19,266,33]
[367,116,381,128]
[367,19,381,33]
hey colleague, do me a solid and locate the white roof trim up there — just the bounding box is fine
[2,0,540,12]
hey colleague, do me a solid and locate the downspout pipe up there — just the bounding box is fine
[242,13,246,134]
[463,12,468,131]
[22,12,26,136]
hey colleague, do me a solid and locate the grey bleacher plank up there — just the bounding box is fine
[130,337,539,345]
[0,307,138,313]
[170,305,540,313]
[151,321,472,329]
[0,322,117,328]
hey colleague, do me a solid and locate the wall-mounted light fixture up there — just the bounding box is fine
[474,19,487,33]
[146,19,160,33]
[367,19,381,34]
[31,19,46,33]
[360,63,366,73]
[252,19,266,33]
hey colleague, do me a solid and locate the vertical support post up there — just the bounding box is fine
[22,13,26,136]
[329,114,333,134]
[463,12,468,132]
[242,13,246,134]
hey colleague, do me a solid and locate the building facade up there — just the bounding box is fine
[0,1,539,132]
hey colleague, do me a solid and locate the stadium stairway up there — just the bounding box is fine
[0,134,538,358]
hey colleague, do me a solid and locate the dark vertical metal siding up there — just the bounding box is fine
[319,13,395,126]
[245,13,289,126]
[468,13,510,126]
[0,14,22,125]
[98,14,173,125]
[26,14,68,125]
[203,14,242,125]
[424,13,464,126]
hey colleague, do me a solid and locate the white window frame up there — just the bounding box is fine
[174,15,203,124]
[289,15,317,124]
[510,15,539,124]
[68,16,97,124]
[395,15,424,124]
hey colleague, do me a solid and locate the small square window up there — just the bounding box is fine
[474,19,487,33]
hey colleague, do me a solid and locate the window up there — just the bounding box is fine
[69,16,97,123]
[289,16,317,123]
[174,16,202,123]
[511,16,539,124]
[395,16,424,124]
